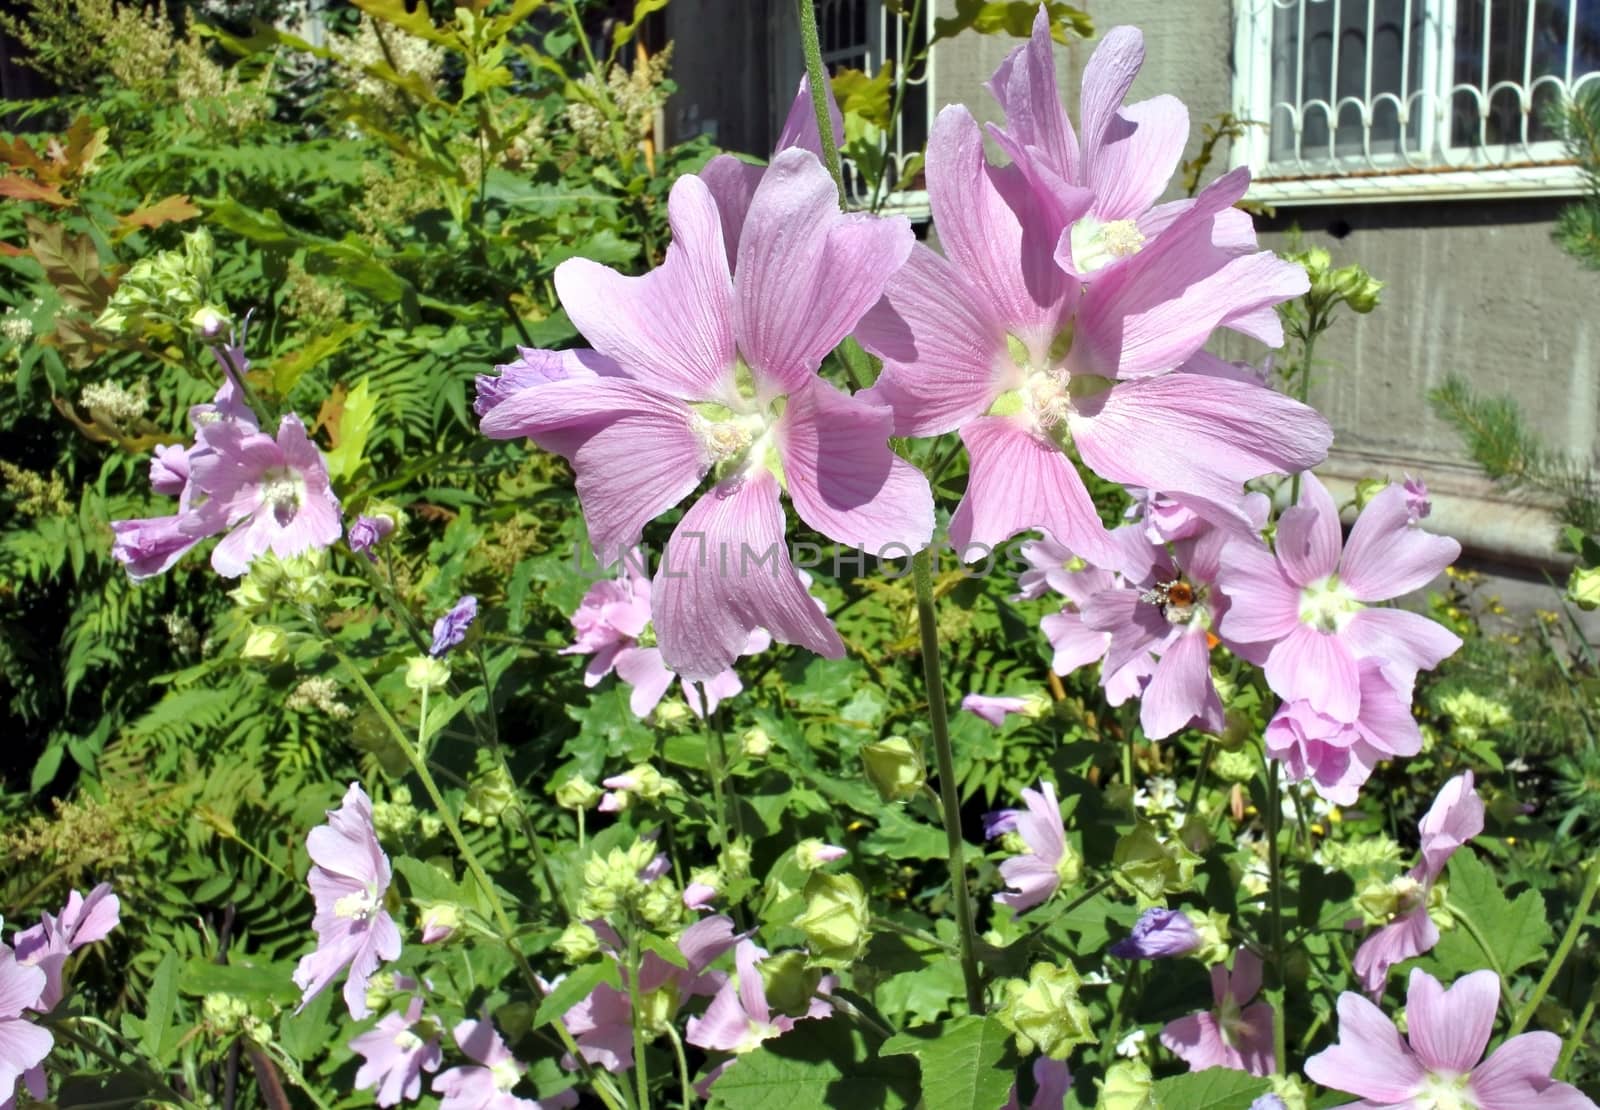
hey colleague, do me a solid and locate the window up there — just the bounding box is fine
[1233,0,1600,202]
[775,1,933,215]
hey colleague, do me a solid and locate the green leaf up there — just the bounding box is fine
[326,376,377,484]
[881,1015,1017,1110]
[831,64,893,130]
[139,950,180,1062]
[272,321,367,395]
[1435,850,1554,978]
[1150,1068,1271,1108]
[394,856,461,904]
[534,959,620,1029]
[932,1,1092,45]
[178,957,299,1005]
[611,0,670,55]
[861,810,948,860]
[707,1017,917,1109]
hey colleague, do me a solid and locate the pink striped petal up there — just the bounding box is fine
[1216,538,1302,644]
[1265,623,1361,722]
[1352,907,1439,995]
[1340,484,1462,601]
[1469,1032,1566,1109]
[1276,473,1344,585]
[555,173,735,401]
[778,379,933,554]
[1087,95,1189,221]
[734,149,912,397]
[1406,968,1497,1076]
[1141,628,1222,740]
[1341,608,1462,685]
[1305,992,1425,1102]
[653,471,842,681]
[698,154,763,272]
[1077,27,1146,177]
[984,7,1078,184]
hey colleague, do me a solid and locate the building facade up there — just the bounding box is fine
[664,0,1600,593]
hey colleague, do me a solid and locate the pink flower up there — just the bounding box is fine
[1403,475,1431,522]
[1159,947,1275,1076]
[961,693,1033,727]
[857,16,1328,566]
[350,994,443,1107]
[1352,773,1483,995]
[0,946,51,1109]
[183,413,342,577]
[1218,474,1462,723]
[686,939,833,1055]
[1026,530,1155,705]
[480,152,931,680]
[995,781,1073,917]
[1264,660,1423,804]
[292,783,402,1020]
[433,1017,576,1110]
[566,915,740,1070]
[11,883,120,1013]
[430,596,479,657]
[564,551,770,718]
[1002,1058,1072,1110]
[1305,969,1595,1108]
[348,514,394,561]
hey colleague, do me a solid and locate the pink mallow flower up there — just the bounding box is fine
[433,1016,576,1110]
[566,915,740,1070]
[479,150,932,680]
[1263,659,1423,804]
[1305,968,1596,1108]
[12,882,120,1012]
[1002,1058,1072,1110]
[564,550,769,719]
[1024,530,1155,706]
[350,994,444,1107]
[961,693,1036,727]
[0,947,51,1110]
[1160,947,1275,1076]
[856,15,1328,567]
[293,783,402,1020]
[686,939,833,1056]
[1352,772,1483,995]
[995,781,1074,917]
[1219,474,1462,723]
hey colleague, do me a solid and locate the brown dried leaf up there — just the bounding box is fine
[117,195,202,234]
[26,216,113,312]
[314,383,349,448]
[0,175,71,207]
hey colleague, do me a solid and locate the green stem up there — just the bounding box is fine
[1188,737,1216,812]
[1509,856,1600,1037]
[1263,755,1287,1074]
[1558,982,1598,1078]
[626,926,652,1110]
[334,653,626,1110]
[45,1019,199,1109]
[867,0,925,214]
[1287,313,1320,505]
[663,1023,694,1110]
[911,549,984,1013]
[1451,901,1515,1017]
[797,0,847,204]
[871,915,958,953]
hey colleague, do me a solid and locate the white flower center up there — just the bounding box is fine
[260,466,304,526]
[334,888,379,921]
[1298,574,1363,633]
[1070,216,1146,274]
[692,410,766,465]
[394,1029,424,1052]
[733,1018,783,1055]
[1024,370,1072,429]
[1415,1072,1476,1110]
[491,1057,521,1092]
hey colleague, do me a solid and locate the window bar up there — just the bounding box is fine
[1479,0,1492,151]
[1329,0,1344,164]
[1401,0,1416,162]
[1566,0,1578,86]
[1363,0,1378,167]
[1520,0,1536,150]
[1296,0,1310,166]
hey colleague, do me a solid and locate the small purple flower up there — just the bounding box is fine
[0,947,51,1108]
[1002,1058,1072,1110]
[1159,947,1275,1076]
[961,693,1032,727]
[433,1016,576,1110]
[995,781,1074,917]
[430,596,479,657]
[350,995,443,1107]
[1110,907,1200,959]
[982,809,1020,839]
[13,883,121,1011]
[292,783,402,1019]
[349,514,395,562]
[1403,474,1431,522]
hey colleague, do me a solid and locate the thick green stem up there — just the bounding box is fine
[625,926,652,1110]
[1263,756,1287,1074]
[1509,856,1600,1037]
[912,549,984,1013]
[797,0,847,204]
[335,655,626,1110]
[663,1023,694,1110]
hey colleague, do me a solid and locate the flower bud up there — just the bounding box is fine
[1212,748,1258,784]
[1112,823,1201,904]
[741,726,773,758]
[996,962,1095,1060]
[796,839,847,870]
[553,921,600,963]
[653,700,692,728]
[404,655,451,692]
[419,904,461,945]
[862,736,925,803]
[189,305,231,340]
[721,838,753,882]
[241,624,288,663]
[1097,1059,1156,1110]
[759,950,824,1018]
[1568,565,1600,611]
[683,867,720,910]
[1191,910,1233,965]
[463,765,517,826]
[1353,477,1389,511]
[556,774,602,810]
[794,871,869,964]
[1330,264,1383,313]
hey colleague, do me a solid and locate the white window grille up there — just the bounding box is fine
[775,1,934,216]
[1232,0,1600,203]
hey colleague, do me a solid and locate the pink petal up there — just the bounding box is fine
[0,957,46,1018]
[1016,781,1066,863]
[856,244,1007,437]
[984,8,1078,185]
[1040,610,1109,675]
[1340,484,1462,601]
[1341,608,1462,685]
[697,154,763,273]
[949,417,1118,568]
[1406,968,1498,1076]
[733,149,912,398]
[774,75,845,161]
[1141,628,1222,740]
[614,646,677,718]
[1160,1012,1232,1072]
[1354,662,1423,758]
[778,379,934,554]
[1216,538,1304,644]
[555,173,735,401]
[927,105,1084,345]
[653,471,842,681]
[1304,991,1425,1102]
[1469,1032,1564,1108]
[1352,908,1439,996]
[0,1016,53,1087]
[1417,772,1484,882]
[1230,948,1264,1003]
[1071,374,1331,530]
[1087,96,1189,221]
[1076,26,1146,177]
[1265,624,1361,722]
[996,856,1060,915]
[1275,472,1343,584]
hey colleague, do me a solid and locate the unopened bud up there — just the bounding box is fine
[419,904,461,944]
[862,736,925,803]
[794,871,869,964]
[997,962,1095,1060]
[241,624,288,663]
[759,950,823,1018]
[190,305,231,340]
[1568,565,1600,611]
[404,655,451,692]
[796,839,847,870]
[1097,1059,1157,1110]
[556,774,602,810]
[741,726,773,758]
